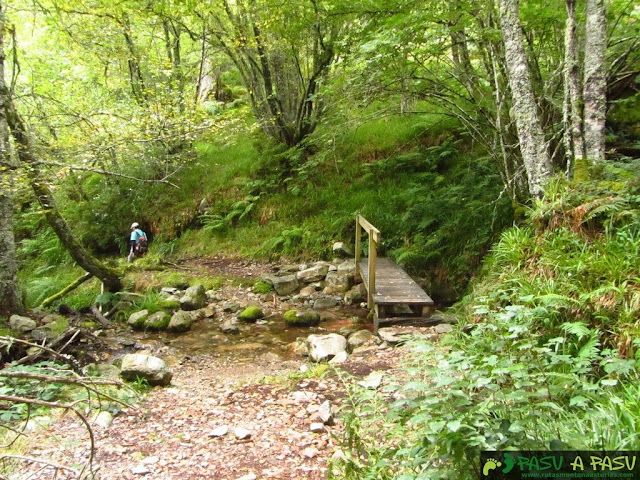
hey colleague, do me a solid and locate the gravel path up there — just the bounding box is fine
[23,342,409,480]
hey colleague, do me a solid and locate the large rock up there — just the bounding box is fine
[296,264,330,283]
[120,354,173,386]
[344,283,367,305]
[127,310,150,329]
[306,334,347,362]
[168,311,193,332]
[9,315,37,333]
[179,284,206,311]
[332,242,353,258]
[323,271,351,293]
[272,275,299,296]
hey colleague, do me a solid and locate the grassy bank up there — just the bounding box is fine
[16,110,511,309]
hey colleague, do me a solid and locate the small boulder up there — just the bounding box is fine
[127,310,150,329]
[237,306,264,322]
[332,242,353,257]
[298,286,318,299]
[9,315,37,333]
[434,323,454,335]
[284,310,321,327]
[313,297,338,309]
[40,313,66,325]
[347,330,374,351]
[378,327,411,345]
[220,318,240,334]
[272,275,299,296]
[337,259,356,275]
[168,311,193,333]
[145,311,171,330]
[179,284,206,311]
[306,333,347,362]
[344,283,367,305]
[296,264,330,283]
[120,353,173,386]
[324,271,351,293]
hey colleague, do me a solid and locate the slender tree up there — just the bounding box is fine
[0,1,24,315]
[0,5,122,293]
[583,0,607,164]
[498,0,553,197]
[563,0,585,178]
[204,0,338,148]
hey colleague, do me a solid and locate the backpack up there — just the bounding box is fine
[136,234,148,255]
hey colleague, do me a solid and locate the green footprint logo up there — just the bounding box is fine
[483,458,502,476]
[502,453,516,473]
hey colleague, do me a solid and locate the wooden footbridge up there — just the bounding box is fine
[355,215,435,333]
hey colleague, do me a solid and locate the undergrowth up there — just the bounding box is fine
[330,165,640,479]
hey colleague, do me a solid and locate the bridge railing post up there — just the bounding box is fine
[355,215,380,310]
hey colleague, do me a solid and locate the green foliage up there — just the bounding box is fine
[201,195,261,233]
[0,362,69,423]
[332,176,640,478]
[129,376,152,394]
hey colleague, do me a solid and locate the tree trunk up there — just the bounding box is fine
[121,13,146,106]
[498,0,553,197]
[583,0,607,164]
[563,0,585,179]
[3,101,122,293]
[0,2,24,316]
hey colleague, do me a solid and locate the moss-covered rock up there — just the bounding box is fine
[237,306,264,322]
[252,281,273,294]
[168,311,193,333]
[158,299,181,310]
[127,310,149,329]
[145,311,171,330]
[284,309,321,327]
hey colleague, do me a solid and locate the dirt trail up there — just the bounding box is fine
[26,342,409,480]
[16,258,437,480]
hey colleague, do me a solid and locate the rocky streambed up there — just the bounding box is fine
[3,256,454,480]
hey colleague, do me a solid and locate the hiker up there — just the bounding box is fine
[128,222,148,262]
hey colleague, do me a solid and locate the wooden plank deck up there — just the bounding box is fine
[359,257,434,332]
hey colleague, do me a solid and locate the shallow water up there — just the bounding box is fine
[123,306,370,363]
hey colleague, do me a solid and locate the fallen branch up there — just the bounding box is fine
[39,273,93,309]
[0,395,96,472]
[1,334,83,372]
[0,370,135,410]
[90,306,111,328]
[0,455,79,477]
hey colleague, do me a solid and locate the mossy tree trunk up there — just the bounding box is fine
[3,101,122,292]
[583,0,607,164]
[0,2,24,316]
[498,0,553,198]
[0,13,122,294]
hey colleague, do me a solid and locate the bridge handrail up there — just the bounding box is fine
[355,215,380,307]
